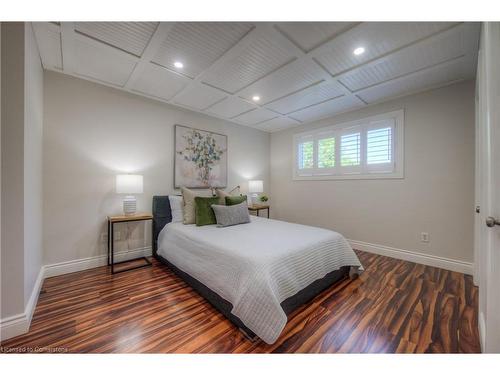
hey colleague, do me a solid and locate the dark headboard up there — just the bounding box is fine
[152,196,172,257]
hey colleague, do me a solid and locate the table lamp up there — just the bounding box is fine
[248,180,263,205]
[116,174,143,215]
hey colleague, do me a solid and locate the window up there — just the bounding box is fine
[340,132,360,167]
[293,110,404,180]
[318,137,335,168]
[367,126,392,165]
[297,137,314,170]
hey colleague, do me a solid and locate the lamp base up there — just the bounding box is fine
[123,195,137,216]
[251,193,260,205]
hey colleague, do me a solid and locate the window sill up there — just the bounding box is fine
[293,171,404,181]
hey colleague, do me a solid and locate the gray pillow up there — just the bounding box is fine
[211,201,250,227]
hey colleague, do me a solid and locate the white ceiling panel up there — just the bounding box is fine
[238,59,326,104]
[201,30,297,93]
[357,59,468,104]
[289,96,364,123]
[32,23,63,70]
[339,24,477,92]
[314,22,456,76]
[35,22,480,132]
[74,36,138,86]
[153,23,254,78]
[276,22,357,52]
[74,22,158,56]
[232,108,278,126]
[254,117,301,132]
[172,84,227,110]
[265,82,345,114]
[206,97,256,118]
[131,63,189,100]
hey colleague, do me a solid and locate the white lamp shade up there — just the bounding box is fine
[116,174,143,194]
[248,180,263,193]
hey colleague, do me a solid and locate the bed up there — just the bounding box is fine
[152,196,363,344]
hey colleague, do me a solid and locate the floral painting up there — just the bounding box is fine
[174,125,227,188]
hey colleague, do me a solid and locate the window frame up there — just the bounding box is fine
[293,109,404,181]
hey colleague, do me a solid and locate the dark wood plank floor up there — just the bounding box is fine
[0,251,480,353]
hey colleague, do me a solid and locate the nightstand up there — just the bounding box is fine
[248,204,270,218]
[107,213,153,274]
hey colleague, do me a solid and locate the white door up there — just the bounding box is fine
[476,22,500,353]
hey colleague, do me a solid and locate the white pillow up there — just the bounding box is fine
[168,195,184,223]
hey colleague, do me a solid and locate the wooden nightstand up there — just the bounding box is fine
[248,204,270,218]
[107,213,153,274]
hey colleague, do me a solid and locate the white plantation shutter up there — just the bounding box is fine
[293,110,403,180]
[365,119,395,173]
[298,141,314,169]
[295,135,315,175]
[340,132,361,167]
[367,127,391,164]
[317,136,335,169]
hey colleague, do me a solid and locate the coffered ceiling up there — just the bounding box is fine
[32,22,480,132]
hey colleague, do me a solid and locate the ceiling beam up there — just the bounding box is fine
[41,21,479,132]
[60,22,76,74]
[255,23,365,106]
[124,22,175,89]
[167,23,304,126]
[329,22,463,80]
[247,22,467,112]
[354,54,466,96]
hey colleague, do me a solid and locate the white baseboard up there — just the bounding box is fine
[0,312,28,343]
[0,247,152,342]
[44,246,152,278]
[0,266,44,342]
[348,239,474,275]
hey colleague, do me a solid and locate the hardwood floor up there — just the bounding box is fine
[0,251,480,353]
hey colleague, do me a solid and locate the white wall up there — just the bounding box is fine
[43,71,270,266]
[1,23,26,320]
[0,23,44,330]
[23,23,43,306]
[270,81,475,265]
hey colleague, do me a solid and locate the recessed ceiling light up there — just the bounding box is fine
[174,61,184,69]
[252,95,260,102]
[353,47,365,56]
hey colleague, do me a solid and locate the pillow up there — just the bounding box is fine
[211,201,250,227]
[168,195,183,223]
[225,195,247,206]
[194,196,220,226]
[181,187,197,224]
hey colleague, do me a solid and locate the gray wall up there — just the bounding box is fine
[23,24,43,305]
[270,81,475,263]
[1,23,44,320]
[1,23,26,319]
[43,71,270,265]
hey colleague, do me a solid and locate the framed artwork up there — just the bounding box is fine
[174,125,227,188]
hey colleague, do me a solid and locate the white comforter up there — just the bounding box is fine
[157,216,363,344]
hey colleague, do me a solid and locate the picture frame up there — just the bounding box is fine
[174,124,228,188]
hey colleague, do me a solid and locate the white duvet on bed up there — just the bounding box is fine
[157,216,363,344]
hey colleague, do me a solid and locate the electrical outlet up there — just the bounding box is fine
[101,233,108,242]
[421,232,430,243]
[114,231,121,241]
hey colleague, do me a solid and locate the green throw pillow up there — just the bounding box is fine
[225,195,247,206]
[194,196,220,226]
